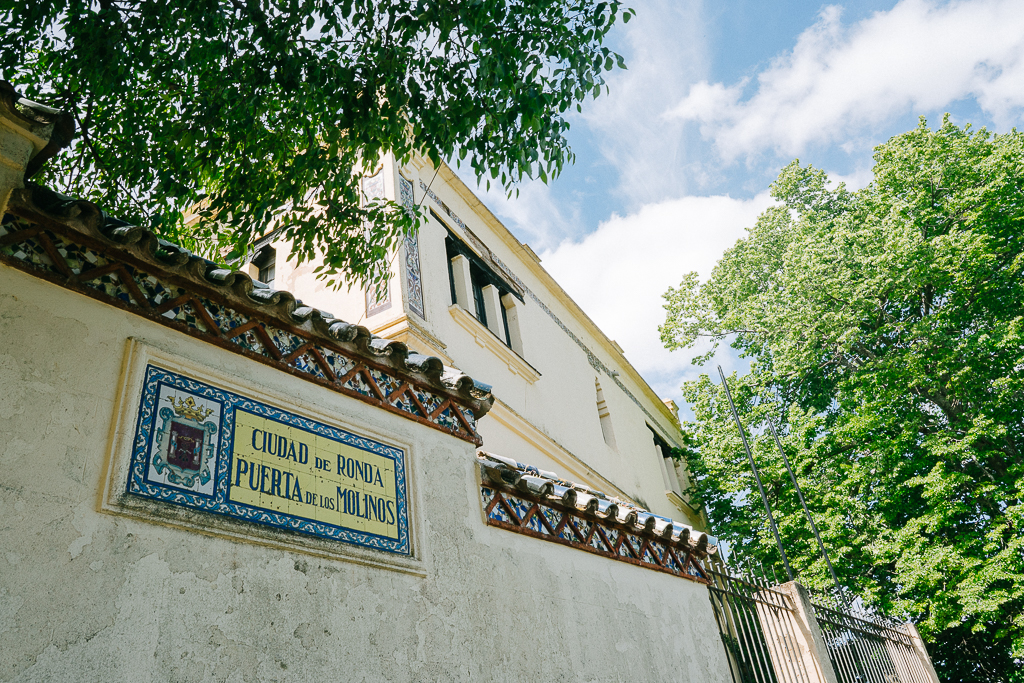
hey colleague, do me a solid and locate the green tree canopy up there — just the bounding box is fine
[661,118,1023,682]
[1,0,630,285]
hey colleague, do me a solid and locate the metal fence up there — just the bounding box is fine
[808,590,933,683]
[707,564,934,683]
[707,564,813,683]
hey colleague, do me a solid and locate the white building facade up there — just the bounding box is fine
[269,155,702,528]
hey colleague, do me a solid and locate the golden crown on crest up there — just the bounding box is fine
[168,395,214,422]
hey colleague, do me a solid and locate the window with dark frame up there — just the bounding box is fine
[651,426,685,497]
[470,262,490,327]
[442,218,521,351]
[252,245,276,287]
[650,429,671,458]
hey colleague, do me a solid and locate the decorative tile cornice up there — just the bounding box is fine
[2,184,493,444]
[398,174,425,319]
[478,454,716,583]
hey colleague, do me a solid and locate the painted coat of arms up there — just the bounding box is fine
[146,386,221,495]
[128,364,410,554]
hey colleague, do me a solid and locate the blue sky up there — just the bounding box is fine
[458,0,1024,419]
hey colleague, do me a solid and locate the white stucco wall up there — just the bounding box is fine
[406,161,698,523]
[0,264,730,682]
[261,155,703,527]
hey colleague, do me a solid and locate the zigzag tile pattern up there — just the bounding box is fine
[2,187,492,444]
[479,455,714,583]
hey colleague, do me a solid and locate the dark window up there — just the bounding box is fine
[447,240,458,305]
[650,428,671,456]
[501,302,512,344]
[252,245,276,287]
[441,214,524,350]
[470,263,489,327]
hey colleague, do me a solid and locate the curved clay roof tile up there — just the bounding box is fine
[476,452,718,557]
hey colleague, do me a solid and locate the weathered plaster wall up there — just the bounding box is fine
[0,265,730,683]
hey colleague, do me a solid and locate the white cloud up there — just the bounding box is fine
[451,1,710,248]
[828,166,875,191]
[580,0,709,205]
[540,192,774,409]
[669,0,1024,160]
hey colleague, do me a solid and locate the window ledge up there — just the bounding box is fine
[666,490,702,515]
[448,304,541,384]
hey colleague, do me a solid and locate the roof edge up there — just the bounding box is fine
[429,159,684,437]
[7,182,495,421]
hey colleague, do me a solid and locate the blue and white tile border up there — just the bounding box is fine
[399,174,425,320]
[128,364,411,555]
[103,338,425,572]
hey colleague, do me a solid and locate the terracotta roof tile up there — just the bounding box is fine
[477,451,718,555]
[4,183,494,422]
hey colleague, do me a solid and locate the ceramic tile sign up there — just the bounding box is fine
[127,364,410,555]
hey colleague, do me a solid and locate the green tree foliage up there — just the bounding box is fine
[1,0,630,285]
[661,118,1024,682]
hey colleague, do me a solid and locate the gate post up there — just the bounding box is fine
[774,582,840,683]
[903,621,940,683]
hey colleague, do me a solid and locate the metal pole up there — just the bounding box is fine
[717,366,794,582]
[767,420,844,597]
